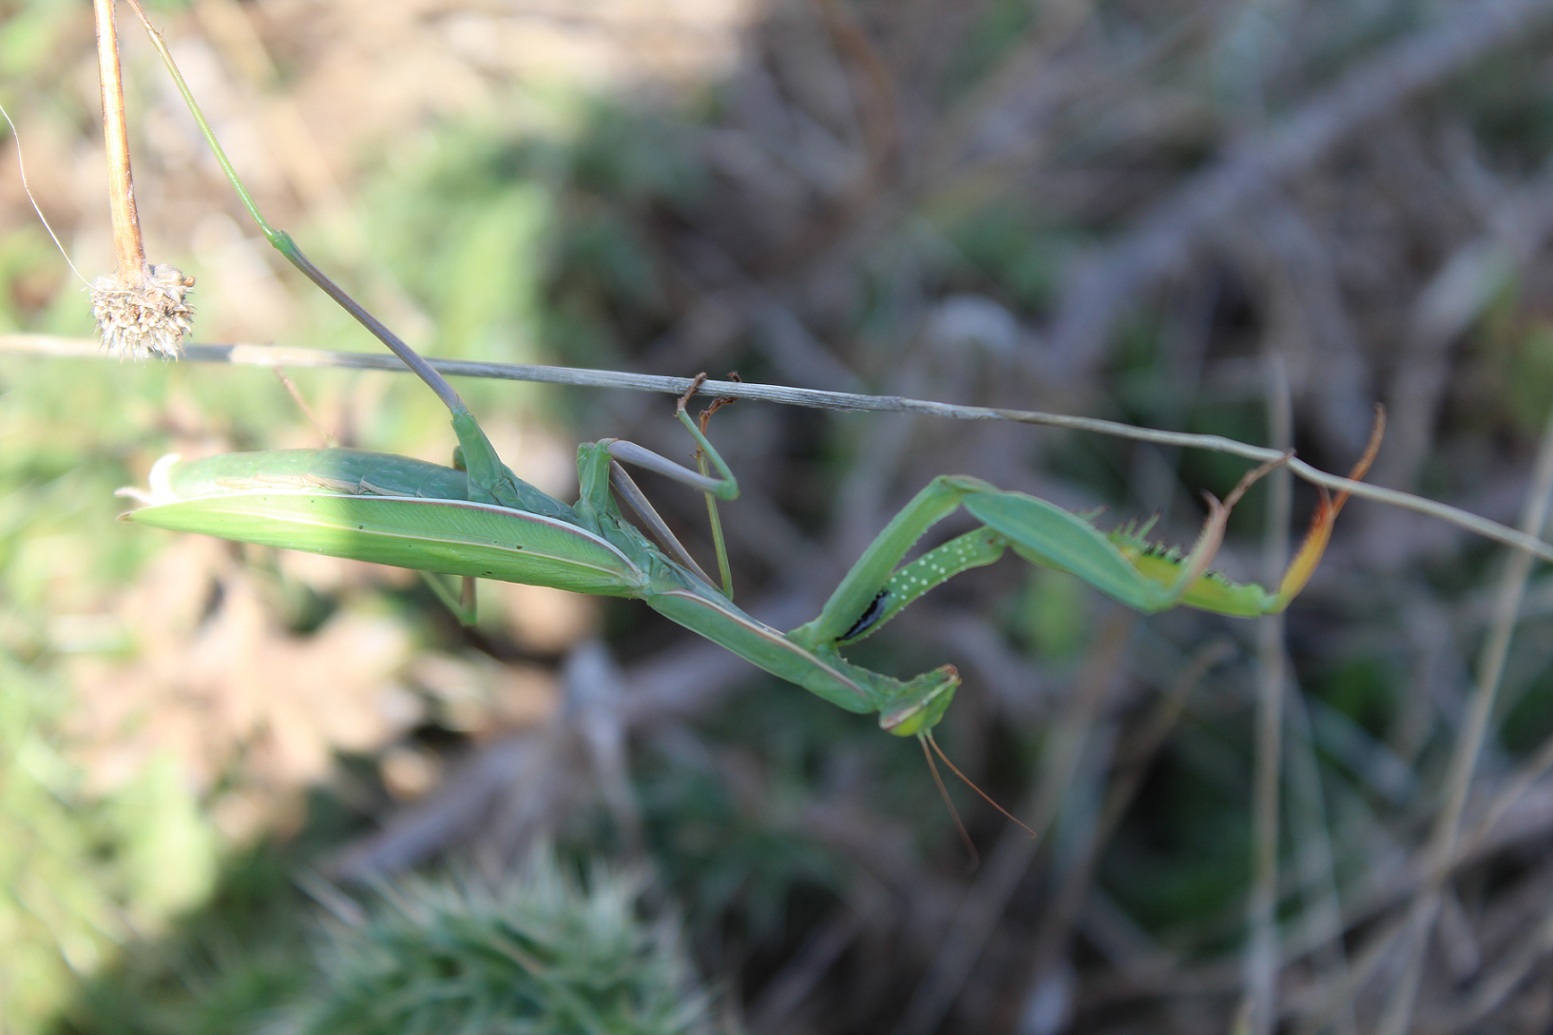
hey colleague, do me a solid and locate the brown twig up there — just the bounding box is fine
[88,0,195,359]
[93,0,145,280]
[7,331,1553,565]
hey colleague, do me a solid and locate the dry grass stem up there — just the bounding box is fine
[16,2,1553,1030]
[1376,403,1553,1034]
[90,0,193,359]
[5,332,1553,568]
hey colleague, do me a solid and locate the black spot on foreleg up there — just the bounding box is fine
[841,589,890,642]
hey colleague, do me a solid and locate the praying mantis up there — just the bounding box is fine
[117,7,1383,750]
[124,398,1381,740]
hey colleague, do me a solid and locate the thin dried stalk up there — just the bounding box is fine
[4,332,1552,567]
[1376,405,1553,1034]
[89,0,193,360]
[1242,377,1294,1035]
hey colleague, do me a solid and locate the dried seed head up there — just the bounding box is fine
[91,263,195,360]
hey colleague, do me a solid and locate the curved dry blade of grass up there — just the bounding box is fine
[1376,404,1553,1035]
[1243,382,1293,1035]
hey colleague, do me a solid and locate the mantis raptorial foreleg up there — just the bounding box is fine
[835,528,1005,644]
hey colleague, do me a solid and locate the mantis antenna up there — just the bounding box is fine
[924,734,1041,843]
[920,735,982,868]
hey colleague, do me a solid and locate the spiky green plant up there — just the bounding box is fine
[279,852,716,1035]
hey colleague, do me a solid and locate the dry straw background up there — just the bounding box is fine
[8,0,1553,1032]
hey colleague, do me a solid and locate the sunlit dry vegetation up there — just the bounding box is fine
[7,0,1553,1032]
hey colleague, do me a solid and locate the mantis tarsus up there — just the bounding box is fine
[117,6,1382,784]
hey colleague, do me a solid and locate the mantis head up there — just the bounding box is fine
[878,665,960,737]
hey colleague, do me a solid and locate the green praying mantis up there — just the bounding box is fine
[124,397,1381,741]
[116,8,1383,759]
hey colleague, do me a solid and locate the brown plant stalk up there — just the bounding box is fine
[90,0,193,360]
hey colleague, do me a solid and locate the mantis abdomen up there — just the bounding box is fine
[124,451,646,597]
